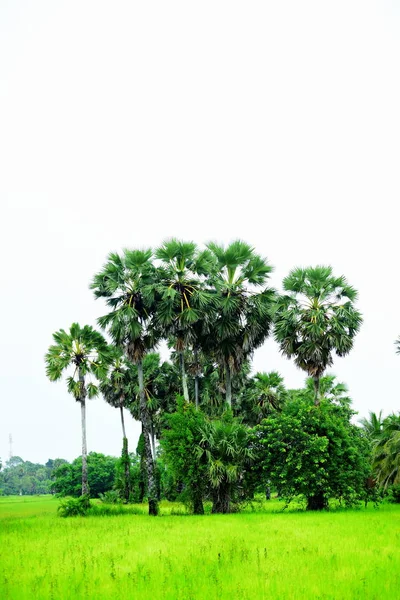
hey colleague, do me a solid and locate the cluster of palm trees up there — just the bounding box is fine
[45,239,364,514]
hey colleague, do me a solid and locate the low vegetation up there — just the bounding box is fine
[1,496,400,599]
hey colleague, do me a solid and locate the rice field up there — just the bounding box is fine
[1,495,400,599]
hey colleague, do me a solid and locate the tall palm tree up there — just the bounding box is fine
[91,249,160,515]
[45,323,109,495]
[274,266,362,405]
[155,239,214,402]
[206,240,275,407]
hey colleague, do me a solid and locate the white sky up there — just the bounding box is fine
[1,1,400,464]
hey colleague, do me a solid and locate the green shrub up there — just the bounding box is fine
[99,490,122,504]
[387,484,400,503]
[58,494,91,517]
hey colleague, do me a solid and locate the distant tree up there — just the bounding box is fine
[274,266,362,405]
[45,324,109,495]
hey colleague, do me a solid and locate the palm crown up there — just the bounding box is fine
[274,266,362,402]
[45,323,109,400]
[155,239,215,401]
[205,240,275,406]
[92,249,158,362]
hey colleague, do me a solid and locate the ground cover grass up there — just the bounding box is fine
[1,495,400,599]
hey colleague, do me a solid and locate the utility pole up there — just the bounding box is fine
[9,434,13,460]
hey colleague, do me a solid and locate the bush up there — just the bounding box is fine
[58,494,92,517]
[387,484,400,503]
[99,490,122,504]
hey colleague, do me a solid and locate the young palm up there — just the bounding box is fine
[99,348,133,502]
[91,249,159,515]
[274,266,362,405]
[247,371,287,424]
[373,414,400,488]
[359,411,384,443]
[155,239,214,402]
[197,416,253,513]
[45,323,109,495]
[206,240,275,407]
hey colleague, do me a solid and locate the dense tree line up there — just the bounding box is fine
[42,239,400,514]
[0,457,67,495]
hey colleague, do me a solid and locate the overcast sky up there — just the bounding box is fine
[1,1,400,464]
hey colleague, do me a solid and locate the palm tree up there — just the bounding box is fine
[373,414,400,489]
[274,266,362,405]
[242,371,287,424]
[359,411,384,443]
[99,348,133,502]
[155,239,214,402]
[45,323,109,495]
[206,240,275,407]
[91,249,159,515]
[197,416,253,513]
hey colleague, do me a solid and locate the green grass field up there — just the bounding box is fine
[1,496,400,599]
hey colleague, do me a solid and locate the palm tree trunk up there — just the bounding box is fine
[194,347,199,408]
[179,351,190,402]
[212,480,231,513]
[194,377,199,409]
[138,360,158,516]
[119,404,131,502]
[226,365,232,408]
[79,368,89,496]
[313,376,320,406]
[120,405,127,439]
[307,493,327,510]
[122,436,131,502]
[150,423,156,460]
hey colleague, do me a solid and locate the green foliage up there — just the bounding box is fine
[252,381,371,509]
[237,371,287,425]
[387,484,400,503]
[99,490,123,504]
[161,398,208,513]
[197,412,253,513]
[58,494,92,517]
[372,413,400,488]
[52,453,118,498]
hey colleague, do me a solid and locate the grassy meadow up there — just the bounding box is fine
[1,496,400,599]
